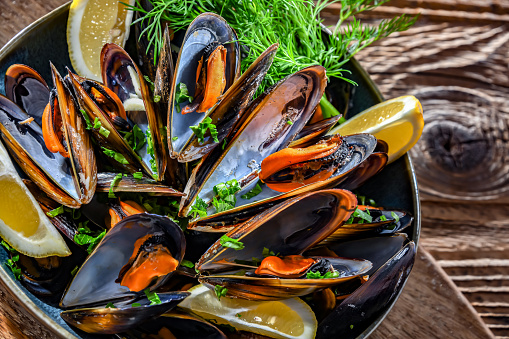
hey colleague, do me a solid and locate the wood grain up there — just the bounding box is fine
[1,0,507,338]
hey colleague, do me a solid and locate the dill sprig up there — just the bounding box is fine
[126,0,418,91]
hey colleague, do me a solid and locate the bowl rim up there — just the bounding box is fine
[0,2,421,338]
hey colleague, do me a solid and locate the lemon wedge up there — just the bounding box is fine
[0,141,70,258]
[178,284,317,339]
[328,95,424,164]
[67,0,135,81]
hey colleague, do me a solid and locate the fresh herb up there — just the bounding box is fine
[123,125,146,152]
[214,285,228,300]
[132,303,142,307]
[105,302,116,308]
[379,214,387,222]
[234,258,261,266]
[172,136,178,141]
[262,247,276,258]
[220,235,244,250]
[175,82,193,104]
[46,205,65,218]
[212,179,241,213]
[133,172,144,180]
[93,117,101,129]
[391,211,400,223]
[286,120,293,125]
[128,0,418,94]
[6,257,21,280]
[320,95,342,119]
[102,147,129,165]
[80,109,93,130]
[99,126,110,138]
[346,207,373,224]
[145,128,158,176]
[222,138,227,150]
[144,288,162,305]
[190,197,208,218]
[154,95,161,103]
[143,75,155,92]
[109,173,124,198]
[306,270,340,279]
[368,199,377,207]
[350,325,354,330]
[190,117,219,144]
[181,260,195,268]
[241,181,263,200]
[1,241,16,253]
[74,223,106,254]
[70,266,79,276]
[236,313,242,318]
[357,194,366,206]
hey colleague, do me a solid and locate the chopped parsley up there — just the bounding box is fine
[93,118,110,137]
[102,147,129,165]
[132,303,142,307]
[190,117,219,144]
[133,172,143,180]
[93,117,101,129]
[241,181,263,200]
[181,260,195,268]
[175,83,193,104]
[74,222,106,254]
[379,215,387,222]
[350,325,354,330]
[262,247,276,258]
[154,95,161,103]
[108,173,124,198]
[346,208,373,224]
[212,179,241,213]
[46,205,65,218]
[70,266,79,276]
[2,241,21,280]
[190,197,208,218]
[391,211,400,223]
[236,313,242,318]
[214,285,228,301]
[306,270,340,279]
[222,138,227,150]
[220,235,244,250]
[80,109,93,130]
[123,125,146,152]
[286,120,293,125]
[172,136,178,141]
[143,75,155,92]
[105,302,116,308]
[145,128,158,177]
[144,288,162,305]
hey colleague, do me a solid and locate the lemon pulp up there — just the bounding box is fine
[78,0,130,76]
[0,178,39,238]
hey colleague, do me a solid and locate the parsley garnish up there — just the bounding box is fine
[220,235,244,250]
[144,288,162,305]
[190,117,219,144]
[145,128,158,176]
[212,179,241,212]
[241,181,263,200]
[214,285,228,301]
[132,303,142,307]
[222,138,227,150]
[109,173,124,198]
[46,205,64,218]
[236,313,242,318]
[190,197,208,218]
[379,215,387,222]
[123,125,146,152]
[143,75,155,92]
[262,247,276,258]
[2,241,21,280]
[306,270,340,279]
[391,211,400,223]
[172,136,178,141]
[105,302,116,308]
[181,260,195,268]
[133,172,143,180]
[93,117,101,129]
[74,222,106,254]
[175,83,193,104]
[70,266,79,276]
[102,147,129,165]
[80,109,93,130]
[286,120,293,125]
[346,208,373,224]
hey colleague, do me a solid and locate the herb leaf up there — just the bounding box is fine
[105,302,116,308]
[102,147,129,165]
[124,125,146,152]
[133,172,143,180]
[109,173,123,198]
[214,285,228,301]
[241,181,263,200]
[190,117,219,144]
[145,128,158,177]
[306,270,340,279]
[181,260,195,268]
[190,197,208,218]
[74,227,106,254]
[220,235,244,250]
[175,83,193,104]
[144,288,162,305]
[46,205,65,218]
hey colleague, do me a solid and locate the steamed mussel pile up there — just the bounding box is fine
[0,12,417,339]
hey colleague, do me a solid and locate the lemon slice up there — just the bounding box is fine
[328,95,424,164]
[0,141,70,258]
[178,284,317,339]
[67,0,135,81]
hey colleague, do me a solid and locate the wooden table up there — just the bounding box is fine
[0,1,506,338]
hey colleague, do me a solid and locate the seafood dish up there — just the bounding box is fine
[0,2,421,339]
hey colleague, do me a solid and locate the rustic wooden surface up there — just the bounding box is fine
[1,0,507,338]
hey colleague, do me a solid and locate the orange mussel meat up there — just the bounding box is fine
[255,255,318,278]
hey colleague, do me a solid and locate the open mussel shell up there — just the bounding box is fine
[96,172,185,196]
[320,208,412,244]
[187,134,380,232]
[4,64,49,126]
[168,12,240,159]
[176,43,279,162]
[60,214,185,308]
[200,256,371,301]
[197,189,357,273]
[50,64,97,205]
[181,65,327,218]
[121,311,227,339]
[316,242,416,339]
[60,291,189,334]
[0,94,82,207]
[101,43,167,181]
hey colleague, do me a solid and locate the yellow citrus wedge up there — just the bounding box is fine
[0,141,70,258]
[178,284,317,339]
[67,0,134,81]
[328,95,424,164]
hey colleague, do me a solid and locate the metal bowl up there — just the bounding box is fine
[0,2,420,338]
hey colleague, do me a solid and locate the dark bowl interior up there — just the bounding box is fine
[0,3,420,338]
